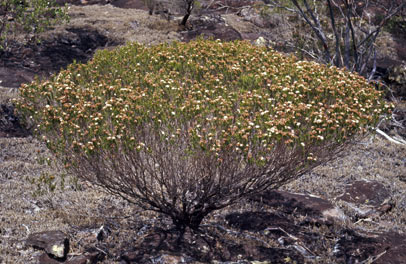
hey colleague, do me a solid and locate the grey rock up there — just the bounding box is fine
[263,190,347,221]
[337,179,390,206]
[336,179,391,219]
[26,230,69,259]
[237,6,284,29]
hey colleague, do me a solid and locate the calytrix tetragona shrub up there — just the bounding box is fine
[16,39,391,231]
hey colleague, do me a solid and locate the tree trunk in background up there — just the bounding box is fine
[180,13,190,26]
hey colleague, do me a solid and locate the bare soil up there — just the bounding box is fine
[1,2,406,263]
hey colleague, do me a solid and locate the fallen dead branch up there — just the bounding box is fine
[376,128,406,145]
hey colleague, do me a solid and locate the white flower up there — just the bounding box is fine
[314,119,323,124]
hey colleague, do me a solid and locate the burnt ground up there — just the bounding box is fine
[1,1,406,264]
[0,23,114,138]
[0,27,112,88]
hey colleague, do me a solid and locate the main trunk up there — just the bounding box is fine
[180,13,190,26]
[171,211,206,231]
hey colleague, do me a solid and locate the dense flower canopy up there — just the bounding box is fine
[17,39,389,163]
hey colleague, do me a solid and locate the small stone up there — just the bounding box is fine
[151,254,182,264]
[254,37,267,47]
[150,254,195,264]
[377,203,393,215]
[322,207,347,221]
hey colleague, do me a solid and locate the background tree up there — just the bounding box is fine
[177,0,196,26]
[143,0,157,15]
[144,0,196,26]
[266,0,405,79]
[0,0,68,52]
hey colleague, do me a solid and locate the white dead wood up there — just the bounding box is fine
[376,128,406,145]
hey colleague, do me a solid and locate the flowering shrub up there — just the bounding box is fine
[16,39,391,230]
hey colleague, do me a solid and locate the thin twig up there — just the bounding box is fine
[94,246,108,256]
[22,224,30,235]
[359,249,387,264]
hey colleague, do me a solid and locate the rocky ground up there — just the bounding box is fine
[1,1,406,263]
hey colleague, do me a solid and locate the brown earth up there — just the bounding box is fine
[1,1,406,263]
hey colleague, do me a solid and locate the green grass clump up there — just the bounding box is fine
[15,39,392,230]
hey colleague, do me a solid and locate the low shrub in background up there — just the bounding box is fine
[0,0,69,52]
[16,39,391,231]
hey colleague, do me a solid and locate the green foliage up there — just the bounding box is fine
[27,171,57,196]
[0,0,69,51]
[18,39,388,157]
[384,14,406,34]
[26,154,81,197]
[16,39,391,230]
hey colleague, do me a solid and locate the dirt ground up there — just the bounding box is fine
[1,1,406,263]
